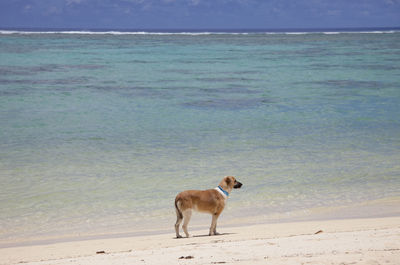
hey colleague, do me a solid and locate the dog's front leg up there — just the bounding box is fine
[209,213,220,236]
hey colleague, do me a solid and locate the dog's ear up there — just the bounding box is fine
[225,177,231,186]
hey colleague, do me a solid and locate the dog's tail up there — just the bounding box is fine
[175,198,183,219]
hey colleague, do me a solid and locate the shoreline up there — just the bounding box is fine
[1,216,399,265]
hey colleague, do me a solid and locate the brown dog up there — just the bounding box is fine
[174,176,242,238]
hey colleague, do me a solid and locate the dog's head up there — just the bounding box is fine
[221,176,243,191]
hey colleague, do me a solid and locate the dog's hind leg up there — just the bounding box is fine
[182,209,192,238]
[175,200,183,238]
[175,212,183,238]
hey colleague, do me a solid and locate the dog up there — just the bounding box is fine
[174,176,242,238]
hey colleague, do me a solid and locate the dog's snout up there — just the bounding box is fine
[234,181,242,189]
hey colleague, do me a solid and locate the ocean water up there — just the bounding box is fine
[1,30,400,245]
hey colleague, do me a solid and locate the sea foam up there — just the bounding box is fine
[0,29,398,36]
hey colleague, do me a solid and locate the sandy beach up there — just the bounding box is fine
[1,216,399,265]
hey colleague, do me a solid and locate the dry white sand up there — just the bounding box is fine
[1,217,399,265]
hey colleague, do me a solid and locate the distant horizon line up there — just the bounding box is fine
[1,26,400,33]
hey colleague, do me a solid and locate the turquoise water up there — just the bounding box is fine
[1,31,400,244]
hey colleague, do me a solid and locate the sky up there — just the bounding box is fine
[0,0,400,30]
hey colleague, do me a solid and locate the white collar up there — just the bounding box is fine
[215,186,229,199]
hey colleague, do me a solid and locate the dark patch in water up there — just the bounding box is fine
[295,79,395,91]
[313,80,389,89]
[198,86,258,95]
[182,97,272,110]
[196,77,257,82]
[354,64,400,71]
[155,79,178,83]
[0,64,106,76]
[0,77,89,85]
[103,80,118,85]
[0,66,34,76]
[231,70,261,75]
[309,63,346,70]
[0,43,36,54]
[162,69,196,74]
[309,63,400,71]
[68,64,106,70]
[126,60,157,64]
[0,89,23,96]
[296,79,399,98]
[86,85,171,98]
[261,48,364,60]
